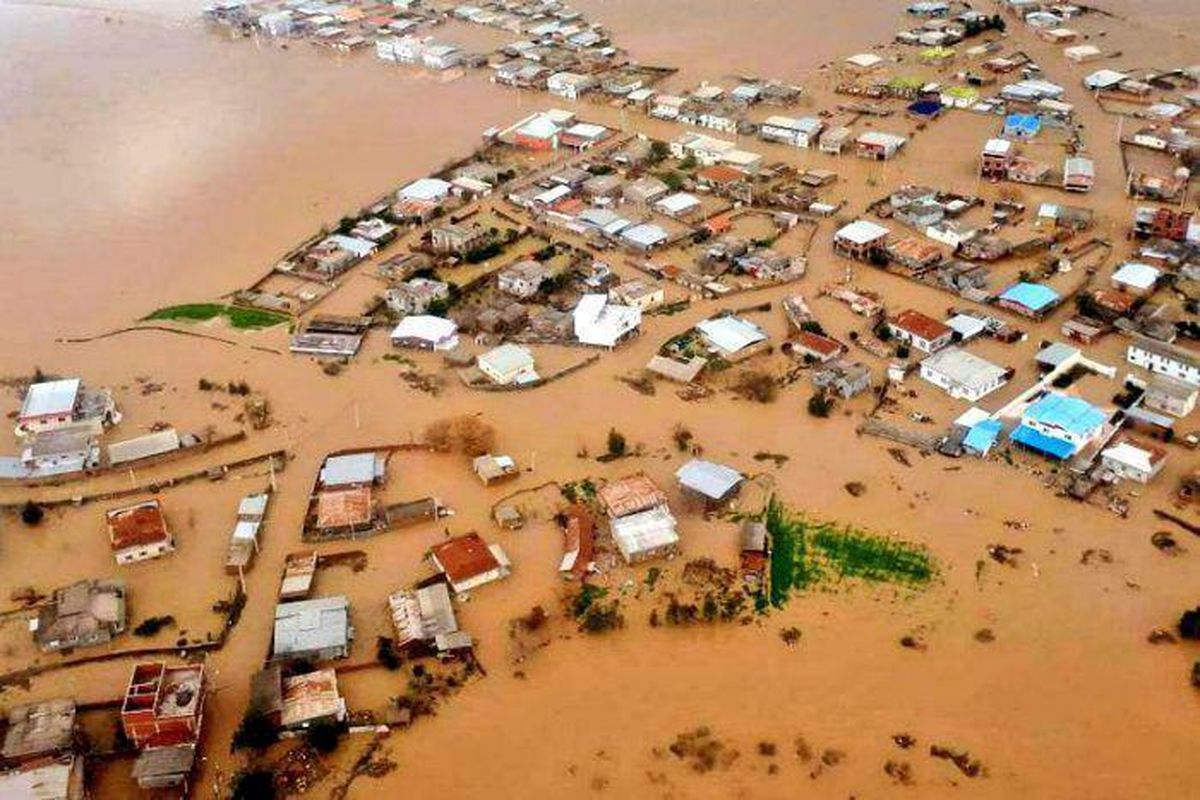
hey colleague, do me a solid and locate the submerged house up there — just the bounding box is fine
[919,347,1009,401]
[272,596,353,662]
[15,378,120,439]
[597,475,680,564]
[106,500,175,566]
[34,579,127,652]
[675,459,744,508]
[429,533,512,594]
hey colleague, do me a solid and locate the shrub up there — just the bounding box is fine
[20,501,44,526]
[799,320,826,335]
[133,616,176,637]
[377,636,401,670]
[606,428,627,457]
[424,416,496,456]
[671,423,694,452]
[232,711,278,752]
[895,344,911,359]
[231,770,276,800]
[734,370,778,403]
[807,390,834,418]
[305,719,342,754]
[1179,607,1200,640]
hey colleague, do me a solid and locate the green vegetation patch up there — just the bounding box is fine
[144,303,289,330]
[764,497,935,607]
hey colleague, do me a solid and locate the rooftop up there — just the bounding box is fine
[430,533,503,584]
[597,474,668,518]
[106,501,170,551]
[20,379,81,420]
[273,596,351,658]
[675,459,743,500]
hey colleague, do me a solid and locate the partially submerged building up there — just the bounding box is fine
[34,579,126,652]
[105,500,174,565]
[919,347,1010,401]
[226,492,269,576]
[121,662,206,790]
[15,378,120,439]
[429,533,512,594]
[272,596,353,662]
[675,459,744,507]
[597,475,680,563]
[388,581,467,656]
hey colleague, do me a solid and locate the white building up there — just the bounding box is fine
[919,347,1009,401]
[654,192,701,218]
[669,132,736,165]
[695,316,767,359]
[759,116,823,148]
[477,344,537,385]
[610,505,680,564]
[1127,335,1200,385]
[546,72,597,100]
[573,294,642,348]
[1100,437,1166,483]
[390,315,460,351]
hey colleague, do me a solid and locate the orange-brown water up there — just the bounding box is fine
[1,1,1198,798]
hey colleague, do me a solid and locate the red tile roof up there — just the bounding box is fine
[891,309,951,342]
[431,533,500,583]
[106,502,169,551]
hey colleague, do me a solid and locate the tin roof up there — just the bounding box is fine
[20,379,80,420]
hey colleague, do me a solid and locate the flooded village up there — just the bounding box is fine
[0,0,1198,798]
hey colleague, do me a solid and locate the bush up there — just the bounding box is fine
[133,616,176,637]
[20,501,44,526]
[894,344,911,359]
[733,370,778,403]
[1179,607,1200,640]
[305,719,342,754]
[231,770,275,800]
[425,416,496,456]
[232,711,278,752]
[377,636,401,670]
[671,423,694,452]
[807,390,834,418]
[799,320,826,335]
[606,428,627,457]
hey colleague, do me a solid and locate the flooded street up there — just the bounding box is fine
[0,1,1198,798]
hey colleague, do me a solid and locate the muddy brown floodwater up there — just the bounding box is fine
[1,1,1198,799]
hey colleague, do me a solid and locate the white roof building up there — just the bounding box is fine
[572,294,642,348]
[654,192,701,217]
[477,343,538,385]
[919,347,1009,402]
[1111,262,1160,293]
[696,316,767,357]
[620,223,668,250]
[390,315,460,350]
[675,459,743,501]
[398,177,453,203]
[835,219,890,245]
[610,505,680,564]
[19,379,80,422]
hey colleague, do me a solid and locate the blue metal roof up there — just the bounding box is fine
[999,282,1060,312]
[1011,424,1076,459]
[963,419,1002,454]
[907,100,943,118]
[1023,392,1107,436]
[1003,113,1041,137]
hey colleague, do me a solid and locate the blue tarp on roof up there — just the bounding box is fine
[1003,113,1041,138]
[907,100,943,118]
[1011,424,1076,459]
[963,419,1003,455]
[999,282,1060,313]
[1023,392,1107,436]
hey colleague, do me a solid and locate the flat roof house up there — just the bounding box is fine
[498,260,553,298]
[106,500,174,566]
[226,492,269,576]
[2,699,77,764]
[759,115,823,148]
[430,533,512,594]
[834,219,890,260]
[121,662,205,750]
[35,579,126,652]
[1110,262,1160,295]
[16,378,120,438]
[0,755,86,800]
[472,453,519,486]
[477,343,538,385]
[272,596,353,662]
[919,347,1009,401]
[889,309,953,353]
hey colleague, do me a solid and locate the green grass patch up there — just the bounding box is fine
[764,497,934,607]
[144,304,288,330]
